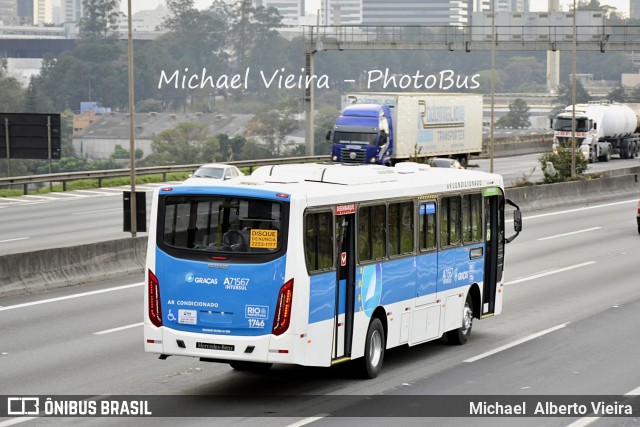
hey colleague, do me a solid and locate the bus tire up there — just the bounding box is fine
[446,295,473,345]
[359,317,385,379]
[229,361,273,372]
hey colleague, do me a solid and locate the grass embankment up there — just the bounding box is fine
[0,172,191,198]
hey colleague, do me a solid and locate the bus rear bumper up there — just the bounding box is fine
[144,325,305,365]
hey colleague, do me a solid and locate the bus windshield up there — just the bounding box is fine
[160,195,284,254]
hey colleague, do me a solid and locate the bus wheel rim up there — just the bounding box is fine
[369,329,382,367]
[462,303,473,334]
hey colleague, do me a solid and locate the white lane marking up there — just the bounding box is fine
[464,323,569,363]
[47,191,88,197]
[0,417,38,426]
[565,385,640,427]
[72,208,121,215]
[21,194,59,200]
[0,197,39,202]
[74,189,116,195]
[0,237,29,243]
[94,322,144,335]
[506,199,637,223]
[0,282,143,312]
[0,395,110,427]
[537,227,602,241]
[505,261,596,285]
[285,416,329,427]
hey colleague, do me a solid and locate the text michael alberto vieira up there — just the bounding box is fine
[470,400,633,416]
[157,67,481,91]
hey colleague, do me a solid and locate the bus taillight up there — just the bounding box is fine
[272,279,294,336]
[148,269,162,327]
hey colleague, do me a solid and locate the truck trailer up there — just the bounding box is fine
[552,101,640,162]
[327,92,483,166]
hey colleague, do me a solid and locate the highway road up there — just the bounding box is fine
[1,194,639,426]
[0,154,639,256]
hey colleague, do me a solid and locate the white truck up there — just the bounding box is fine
[327,92,483,166]
[552,101,640,162]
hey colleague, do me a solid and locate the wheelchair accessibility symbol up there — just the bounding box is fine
[167,310,176,322]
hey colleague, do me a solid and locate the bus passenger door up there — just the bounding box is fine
[483,192,505,316]
[333,213,356,361]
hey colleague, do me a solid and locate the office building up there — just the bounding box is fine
[362,0,469,26]
[261,0,302,25]
[0,0,17,25]
[321,0,362,25]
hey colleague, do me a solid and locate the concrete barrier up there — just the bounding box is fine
[506,173,640,212]
[0,237,147,298]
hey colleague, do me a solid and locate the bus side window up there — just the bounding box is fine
[419,202,436,251]
[305,211,333,272]
[462,193,483,244]
[358,204,386,262]
[440,196,461,247]
[389,201,413,256]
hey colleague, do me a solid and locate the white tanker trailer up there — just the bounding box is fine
[552,101,640,162]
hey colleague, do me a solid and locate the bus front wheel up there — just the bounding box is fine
[446,295,473,345]
[359,317,385,379]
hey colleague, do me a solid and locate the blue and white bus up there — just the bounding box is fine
[144,162,521,378]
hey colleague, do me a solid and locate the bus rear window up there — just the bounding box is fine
[160,196,284,254]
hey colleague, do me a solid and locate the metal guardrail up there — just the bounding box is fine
[0,155,330,195]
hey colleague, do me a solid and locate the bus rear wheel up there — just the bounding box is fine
[446,295,473,345]
[359,318,385,379]
[229,361,273,372]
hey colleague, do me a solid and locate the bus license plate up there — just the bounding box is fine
[196,342,235,351]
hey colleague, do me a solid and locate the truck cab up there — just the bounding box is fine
[327,104,393,165]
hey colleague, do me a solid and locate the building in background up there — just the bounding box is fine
[33,0,53,24]
[0,0,18,25]
[320,0,362,25]
[260,0,302,25]
[631,0,640,19]
[362,0,469,26]
[63,0,82,22]
[16,0,33,25]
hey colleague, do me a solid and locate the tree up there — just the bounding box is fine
[628,85,640,102]
[539,147,587,183]
[0,63,25,112]
[217,134,247,161]
[555,80,591,107]
[142,122,222,165]
[245,98,300,156]
[79,0,121,39]
[606,87,626,102]
[501,57,545,92]
[496,98,531,129]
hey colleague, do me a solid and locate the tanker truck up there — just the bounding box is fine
[326,92,483,166]
[552,101,640,162]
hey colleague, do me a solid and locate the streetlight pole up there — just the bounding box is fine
[127,0,137,237]
[571,0,577,179]
[490,8,496,173]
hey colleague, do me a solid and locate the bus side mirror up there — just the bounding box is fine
[514,210,522,232]
[505,199,522,244]
[549,118,553,129]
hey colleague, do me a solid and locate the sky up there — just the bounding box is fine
[123,0,630,18]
